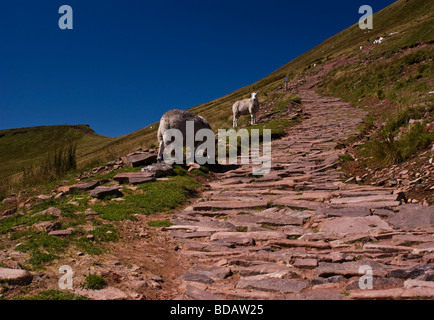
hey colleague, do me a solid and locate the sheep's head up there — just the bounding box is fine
[251,92,258,100]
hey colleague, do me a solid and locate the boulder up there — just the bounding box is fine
[126,153,158,167]
[113,172,155,185]
[141,163,173,177]
[0,268,33,285]
[69,180,109,192]
[90,187,123,199]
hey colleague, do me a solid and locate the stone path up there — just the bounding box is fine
[169,60,434,300]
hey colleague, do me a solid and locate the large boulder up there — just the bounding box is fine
[141,163,173,177]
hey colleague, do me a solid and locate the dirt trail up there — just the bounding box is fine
[166,59,434,300]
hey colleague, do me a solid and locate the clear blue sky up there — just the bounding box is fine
[0,0,396,137]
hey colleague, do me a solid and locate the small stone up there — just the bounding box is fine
[2,208,17,216]
[86,234,95,240]
[48,228,73,237]
[45,222,62,233]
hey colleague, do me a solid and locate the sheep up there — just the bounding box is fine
[157,109,212,161]
[232,92,259,128]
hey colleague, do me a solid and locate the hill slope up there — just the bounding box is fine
[1,0,432,190]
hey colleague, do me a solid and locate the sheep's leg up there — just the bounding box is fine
[157,141,164,162]
[250,113,254,125]
[233,115,237,128]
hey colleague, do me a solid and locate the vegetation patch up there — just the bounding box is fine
[81,274,107,290]
[14,290,89,300]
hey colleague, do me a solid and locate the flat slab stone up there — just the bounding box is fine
[184,285,224,300]
[75,287,129,300]
[113,172,155,184]
[293,258,318,269]
[350,288,434,300]
[126,153,157,167]
[141,163,173,177]
[193,200,268,211]
[0,268,33,285]
[317,260,388,278]
[211,231,287,242]
[90,186,123,199]
[267,239,331,250]
[316,207,371,217]
[273,198,323,210]
[48,228,73,237]
[319,216,392,235]
[330,194,398,204]
[69,180,109,192]
[236,278,308,293]
[387,205,434,230]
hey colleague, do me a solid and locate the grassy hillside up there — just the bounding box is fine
[0,125,112,180]
[108,0,433,153]
[1,0,432,193]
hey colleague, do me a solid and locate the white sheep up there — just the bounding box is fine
[157,109,212,161]
[232,92,259,128]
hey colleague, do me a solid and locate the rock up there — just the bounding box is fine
[184,284,224,300]
[45,222,62,233]
[36,194,53,200]
[236,278,308,293]
[2,198,16,205]
[178,273,214,284]
[113,172,156,185]
[345,277,403,290]
[311,275,346,285]
[236,264,294,278]
[210,231,287,242]
[70,180,109,192]
[293,258,318,269]
[90,187,123,199]
[193,200,268,211]
[389,264,434,279]
[48,228,73,237]
[141,163,173,177]
[187,163,201,172]
[319,216,392,235]
[126,153,158,167]
[404,279,434,289]
[0,268,33,285]
[75,287,130,300]
[34,207,62,217]
[387,205,434,230]
[2,208,17,216]
[350,288,434,300]
[316,260,388,278]
[266,239,331,250]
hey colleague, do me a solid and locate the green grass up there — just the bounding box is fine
[235,226,248,232]
[14,290,89,300]
[81,274,107,290]
[91,175,200,219]
[15,233,67,269]
[2,0,431,200]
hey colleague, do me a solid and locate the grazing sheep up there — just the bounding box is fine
[232,92,259,128]
[157,109,212,161]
